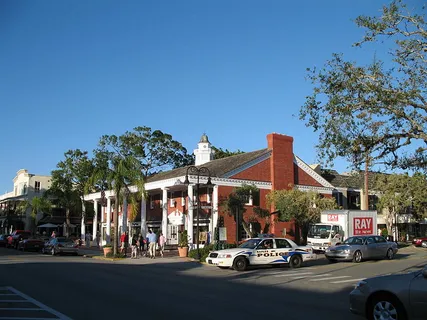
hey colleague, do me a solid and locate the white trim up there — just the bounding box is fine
[223,151,271,178]
[294,155,335,188]
[296,184,334,195]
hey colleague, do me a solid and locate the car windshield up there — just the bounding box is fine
[308,224,331,239]
[343,237,365,245]
[238,239,262,249]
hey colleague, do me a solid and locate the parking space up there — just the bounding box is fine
[0,287,71,319]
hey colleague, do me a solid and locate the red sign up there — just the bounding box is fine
[353,217,374,235]
[327,214,339,222]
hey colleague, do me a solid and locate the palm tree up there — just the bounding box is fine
[89,150,146,255]
[16,197,52,234]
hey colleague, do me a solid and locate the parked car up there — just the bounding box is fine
[7,230,31,249]
[43,237,79,256]
[206,236,317,271]
[325,235,398,263]
[17,237,45,252]
[412,236,427,248]
[349,265,427,319]
[0,234,9,247]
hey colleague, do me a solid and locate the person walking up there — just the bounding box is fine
[158,232,166,257]
[137,233,144,258]
[147,229,157,259]
[131,234,138,259]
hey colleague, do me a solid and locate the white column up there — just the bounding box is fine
[81,201,86,243]
[187,185,194,247]
[106,198,111,243]
[140,194,147,237]
[212,185,219,234]
[122,197,128,233]
[92,200,98,245]
[162,188,168,239]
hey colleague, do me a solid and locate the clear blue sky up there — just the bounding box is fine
[0,0,416,193]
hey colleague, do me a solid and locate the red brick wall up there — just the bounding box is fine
[294,164,323,187]
[230,158,271,181]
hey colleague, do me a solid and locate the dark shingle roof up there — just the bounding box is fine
[321,169,384,189]
[146,148,270,183]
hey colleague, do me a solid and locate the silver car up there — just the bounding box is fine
[349,265,427,320]
[325,235,398,263]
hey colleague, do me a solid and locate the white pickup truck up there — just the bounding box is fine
[206,236,317,271]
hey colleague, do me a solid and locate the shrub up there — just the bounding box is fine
[188,244,214,262]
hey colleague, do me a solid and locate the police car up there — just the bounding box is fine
[206,236,317,271]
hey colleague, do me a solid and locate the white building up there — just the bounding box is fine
[0,169,52,233]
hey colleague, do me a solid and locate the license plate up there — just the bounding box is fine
[208,259,212,264]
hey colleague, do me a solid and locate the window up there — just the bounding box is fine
[258,239,274,249]
[275,239,292,249]
[35,181,41,193]
[149,195,154,209]
[169,192,175,207]
[375,236,386,243]
[366,237,375,244]
[23,184,27,195]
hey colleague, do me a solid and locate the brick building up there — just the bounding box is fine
[84,132,336,247]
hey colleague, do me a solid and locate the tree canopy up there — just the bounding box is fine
[212,146,245,160]
[300,0,427,171]
[267,188,337,244]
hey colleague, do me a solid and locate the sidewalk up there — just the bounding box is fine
[78,246,179,259]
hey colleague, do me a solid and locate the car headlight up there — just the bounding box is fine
[354,280,367,290]
[325,248,330,252]
[218,254,232,259]
[343,249,350,254]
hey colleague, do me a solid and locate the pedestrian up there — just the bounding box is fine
[138,233,144,258]
[85,232,91,247]
[131,234,138,259]
[51,231,56,238]
[120,232,126,255]
[96,231,100,248]
[147,229,157,259]
[158,232,166,257]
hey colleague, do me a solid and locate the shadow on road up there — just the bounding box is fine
[0,253,359,320]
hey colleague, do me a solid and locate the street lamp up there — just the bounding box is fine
[183,166,215,260]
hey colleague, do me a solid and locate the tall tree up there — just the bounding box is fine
[16,197,52,234]
[212,146,244,160]
[267,188,337,244]
[300,1,427,171]
[374,173,413,240]
[120,126,193,176]
[48,150,94,237]
[221,184,271,241]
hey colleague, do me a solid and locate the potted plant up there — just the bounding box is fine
[178,230,188,257]
[103,244,112,257]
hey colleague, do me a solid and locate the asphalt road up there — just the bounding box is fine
[0,246,426,320]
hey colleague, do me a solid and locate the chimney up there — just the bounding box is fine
[267,133,294,191]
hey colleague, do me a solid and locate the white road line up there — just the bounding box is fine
[291,274,332,279]
[7,287,72,320]
[330,278,366,284]
[310,276,351,282]
[274,272,314,277]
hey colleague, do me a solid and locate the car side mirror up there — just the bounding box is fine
[422,267,427,279]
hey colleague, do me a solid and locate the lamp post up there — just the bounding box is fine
[183,166,214,260]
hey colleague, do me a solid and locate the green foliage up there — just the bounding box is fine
[381,228,388,238]
[300,1,427,171]
[220,184,269,238]
[178,230,188,248]
[188,244,214,262]
[267,188,338,244]
[212,146,245,160]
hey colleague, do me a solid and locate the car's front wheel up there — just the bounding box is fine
[233,256,248,271]
[353,250,362,263]
[367,293,406,320]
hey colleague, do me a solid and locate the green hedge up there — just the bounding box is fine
[188,243,238,262]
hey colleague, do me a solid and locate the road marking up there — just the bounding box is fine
[330,278,366,284]
[290,273,332,279]
[0,287,72,320]
[274,272,314,277]
[310,276,351,282]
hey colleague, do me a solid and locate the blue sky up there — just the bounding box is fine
[0,0,417,193]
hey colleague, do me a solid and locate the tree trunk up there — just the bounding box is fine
[294,221,301,245]
[301,223,309,245]
[242,220,255,238]
[113,197,119,255]
[65,207,70,237]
